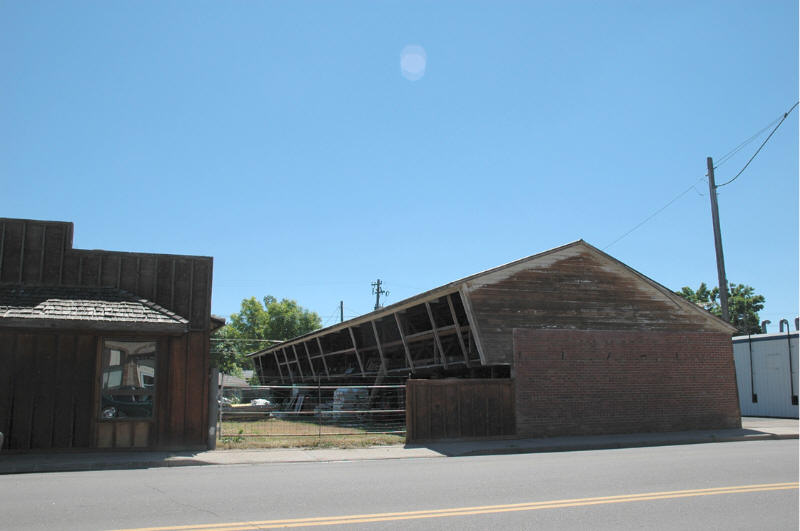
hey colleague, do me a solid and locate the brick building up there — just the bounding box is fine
[251,240,741,441]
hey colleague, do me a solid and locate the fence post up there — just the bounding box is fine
[317,377,322,439]
[208,368,219,449]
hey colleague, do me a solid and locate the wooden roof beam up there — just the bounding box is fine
[447,293,471,367]
[348,327,366,377]
[425,301,447,369]
[394,312,415,371]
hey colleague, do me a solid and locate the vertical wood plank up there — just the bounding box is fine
[115,422,132,448]
[30,334,56,449]
[18,222,26,283]
[0,221,22,283]
[119,256,138,292]
[188,261,195,324]
[170,259,176,311]
[168,336,187,447]
[58,224,66,284]
[184,332,206,446]
[152,257,159,302]
[11,334,35,449]
[0,222,6,280]
[52,335,77,448]
[0,331,16,450]
[38,225,46,282]
[96,423,113,448]
[133,422,150,447]
[191,261,209,327]
[42,224,64,284]
[72,335,96,448]
[156,337,171,447]
[19,221,44,283]
[100,254,120,286]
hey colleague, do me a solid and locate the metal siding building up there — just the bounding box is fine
[733,332,799,418]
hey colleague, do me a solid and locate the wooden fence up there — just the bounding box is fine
[405,379,515,443]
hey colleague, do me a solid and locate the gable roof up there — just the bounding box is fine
[249,240,735,358]
[459,240,737,334]
[0,285,189,332]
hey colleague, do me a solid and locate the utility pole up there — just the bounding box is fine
[706,157,730,323]
[339,301,344,323]
[372,279,389,311]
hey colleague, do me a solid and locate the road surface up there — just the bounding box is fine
[1,439,797,530]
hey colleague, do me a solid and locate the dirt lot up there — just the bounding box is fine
[217,418,405,449]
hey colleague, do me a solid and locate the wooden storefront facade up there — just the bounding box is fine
[0,218,215,452]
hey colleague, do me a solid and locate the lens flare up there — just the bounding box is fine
[400,45,427,81]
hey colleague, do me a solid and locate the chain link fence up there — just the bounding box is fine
[218,383,406,439]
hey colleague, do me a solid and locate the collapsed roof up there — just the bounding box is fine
[250,241,735,384]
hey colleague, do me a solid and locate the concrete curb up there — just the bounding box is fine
[456,433,799,457]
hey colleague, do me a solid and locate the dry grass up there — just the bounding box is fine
[217,418,405,450]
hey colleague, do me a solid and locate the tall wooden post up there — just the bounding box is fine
[707,157,730,323]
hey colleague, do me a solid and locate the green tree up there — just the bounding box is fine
[675,282,765,334]
[210,327,245,377]
[210,296,322,375]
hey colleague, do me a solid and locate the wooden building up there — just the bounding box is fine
[0,218,217,452]
[250,241,741,441]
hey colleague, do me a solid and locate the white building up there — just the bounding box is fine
[733,331,798,418]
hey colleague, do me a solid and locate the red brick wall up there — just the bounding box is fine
[513,329,741,437]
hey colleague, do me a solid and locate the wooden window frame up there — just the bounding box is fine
[97,337,159,422]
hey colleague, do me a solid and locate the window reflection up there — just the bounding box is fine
[100,340,156,419]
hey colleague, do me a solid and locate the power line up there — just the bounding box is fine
[716,101,798,188]
[603,176,706,250]
[713,116,783,168]
[604,102,798,249]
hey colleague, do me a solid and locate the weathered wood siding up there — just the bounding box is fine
[0,218,214,451]
[0,329,210,451]
[463,245,729,365]
[0,330,97,450]
[0,218,212,332]
[405,379,515,443]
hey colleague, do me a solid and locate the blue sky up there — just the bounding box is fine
[2,1,797,331]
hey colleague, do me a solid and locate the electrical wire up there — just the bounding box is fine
[716,101,798,188]
[714,116,783,168]
[603,176,707,250]
[604,102,798,249]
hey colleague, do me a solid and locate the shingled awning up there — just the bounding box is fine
[0,285,189,333]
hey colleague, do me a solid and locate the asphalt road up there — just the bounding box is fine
[1,440,797,531]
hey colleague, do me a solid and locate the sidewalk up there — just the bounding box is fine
[1,417,796,475]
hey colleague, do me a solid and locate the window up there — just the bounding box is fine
[99,340,157,419]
